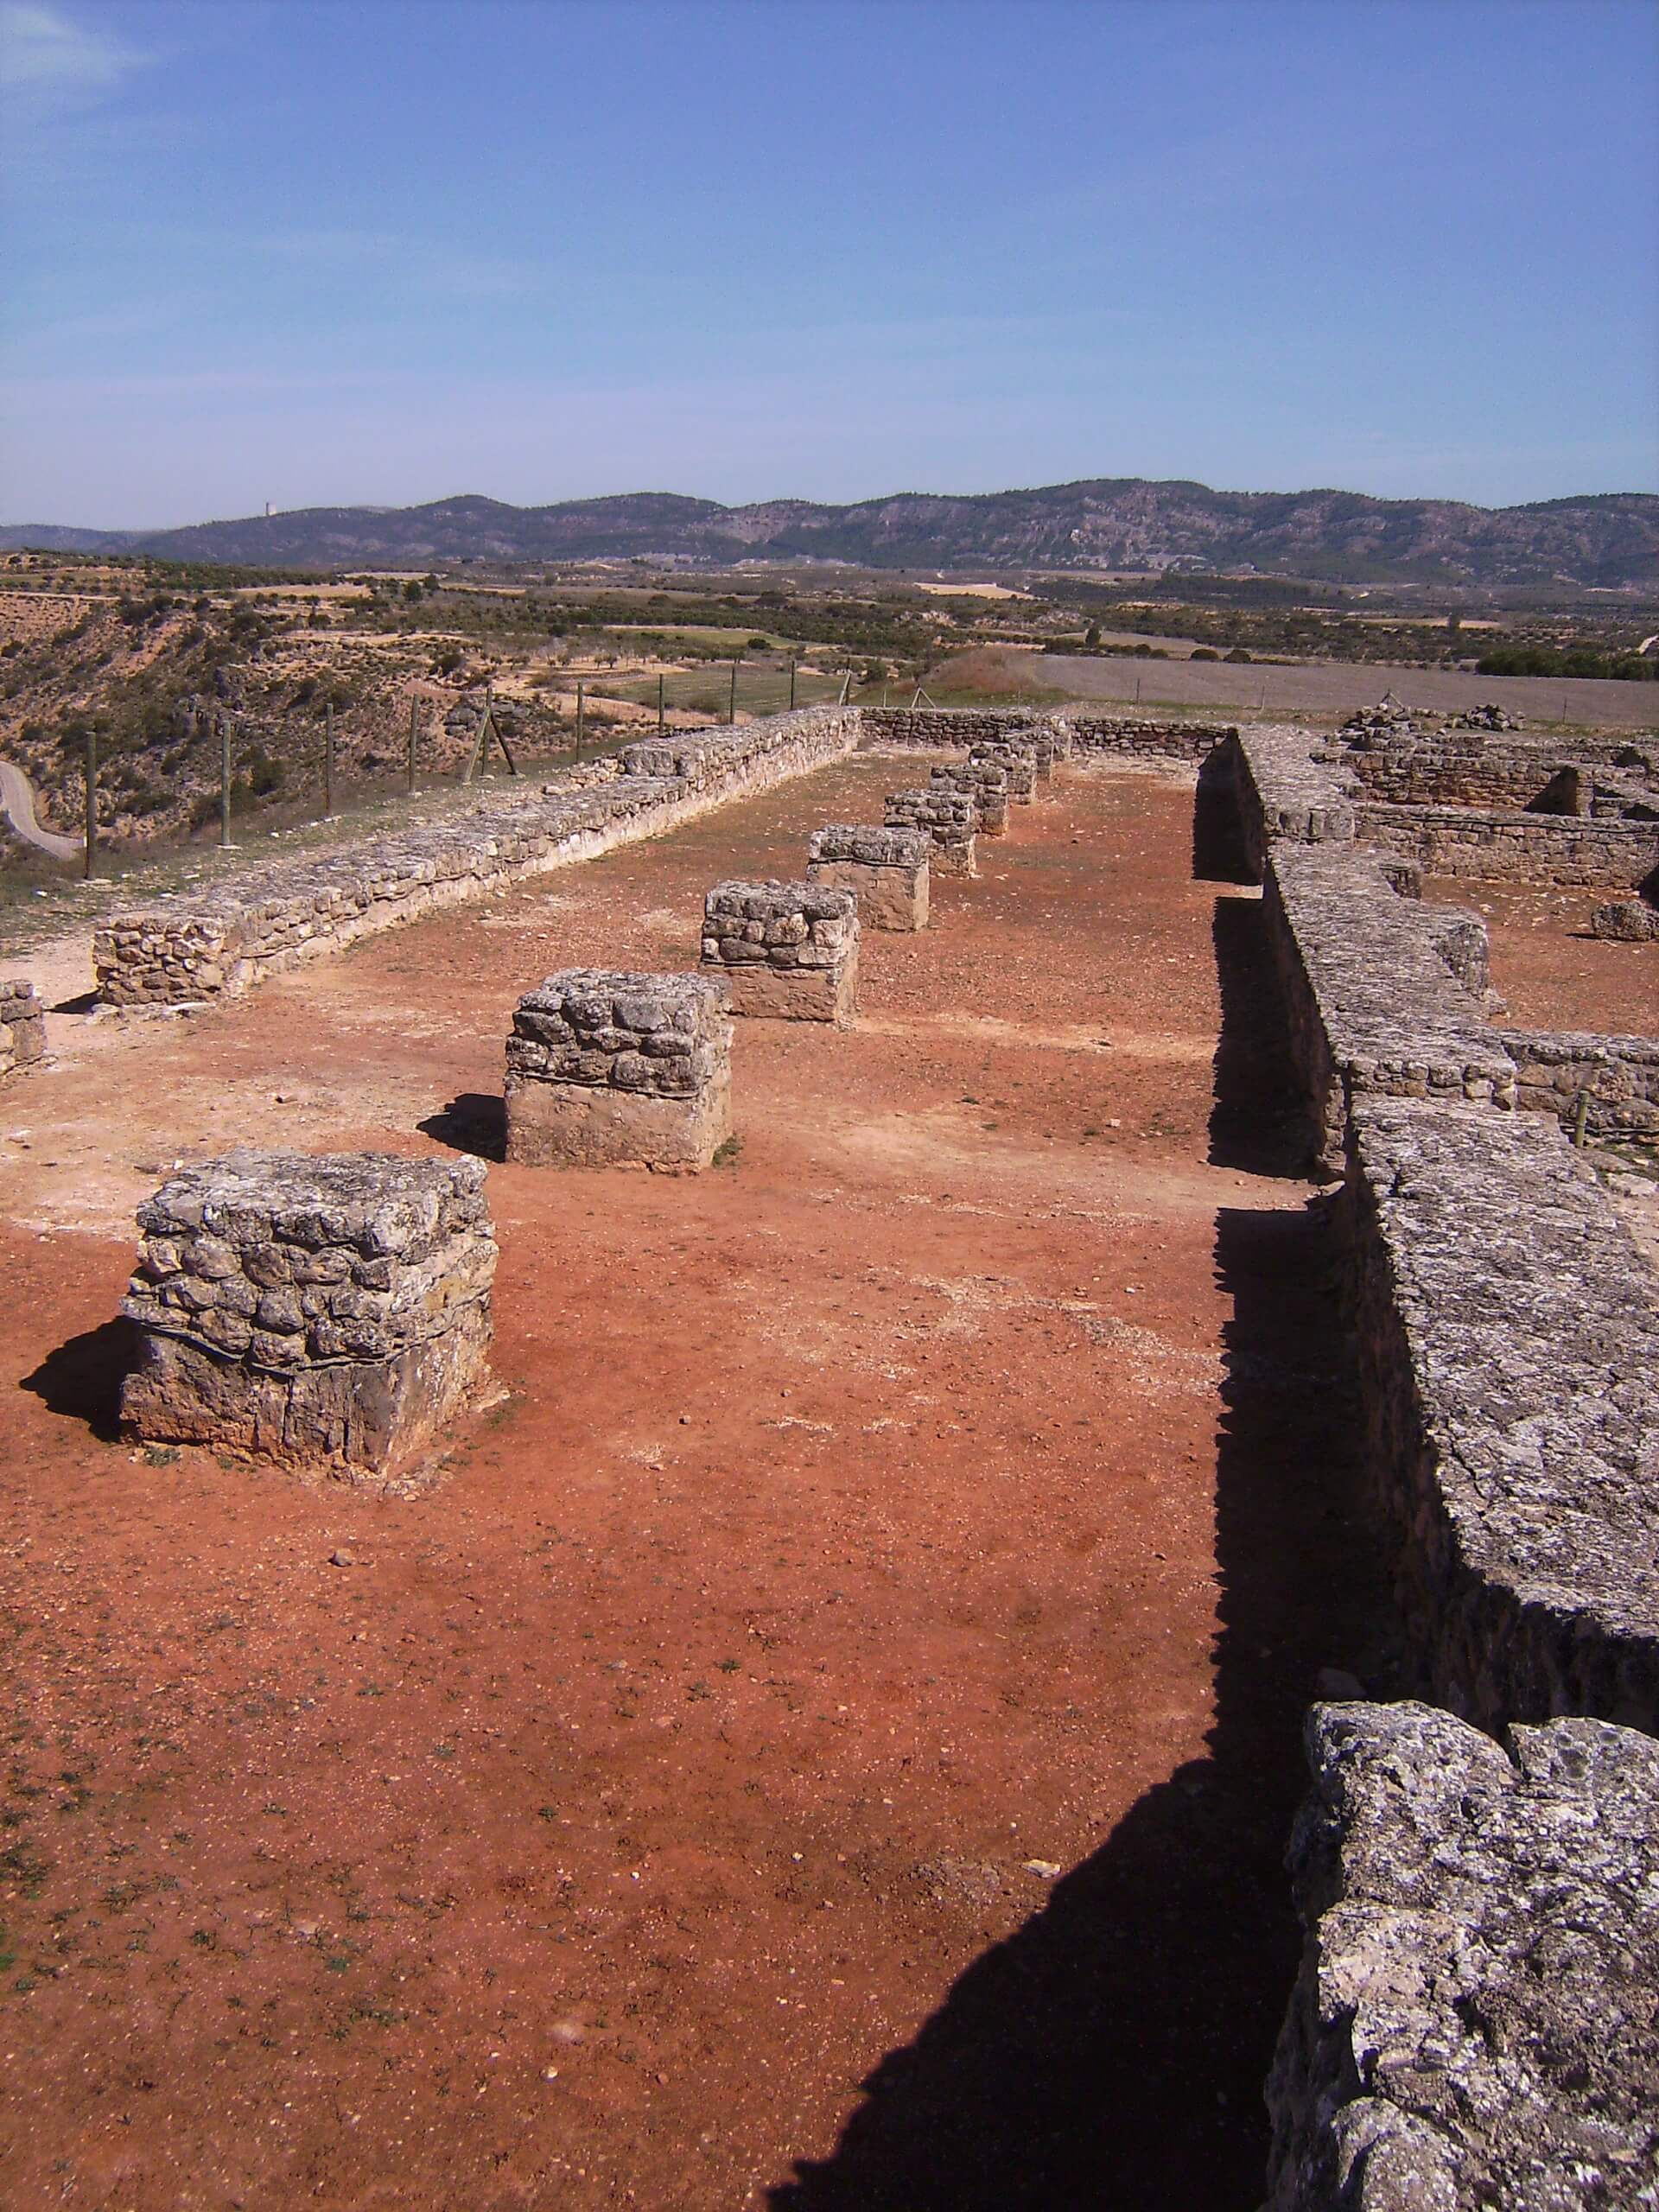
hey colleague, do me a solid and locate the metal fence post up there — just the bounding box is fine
[83,729,97,879]
[219,715,234,848]
[407,697,418,795]
[729,658,738,723]
[789,657,797,710]
[324,702,336,818]
[658,672,665,734]
[576,680,585,749]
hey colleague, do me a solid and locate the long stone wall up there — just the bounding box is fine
[1357,800,1658,888]
[1227,726,1358,880]
[1341,1096,1659,1734]
[1260,843,1516,1172]
[92,708,861,1005]
[88,703,1243,1008]
[1266,1700,1659,2211]
[861,706,1231,762]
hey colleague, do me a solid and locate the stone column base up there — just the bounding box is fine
[121,1304,494,1491]
[806,858,929,931]
[720,950,859,1025]
[505,1065,732,1169]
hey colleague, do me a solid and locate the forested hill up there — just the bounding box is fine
[5,480,1656,587]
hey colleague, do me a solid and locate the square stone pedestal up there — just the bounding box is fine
[0,979,46,1079]
[884,789,977,877]
[702,880,860,1025]
[120,1151,496,1488]
[968,742,1037,802]
[930,761,1009,835]
[505,969,732,1170]
[806,824,930,931]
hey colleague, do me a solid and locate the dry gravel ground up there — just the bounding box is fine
[0,757,1390,2210]
[1457,876,1658,1037]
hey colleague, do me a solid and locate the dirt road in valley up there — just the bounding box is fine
[0,754,1388,2209]
[0,757,80,861]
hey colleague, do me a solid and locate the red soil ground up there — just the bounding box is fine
[0,757,1386,2210]
[1440,875,1656,1035]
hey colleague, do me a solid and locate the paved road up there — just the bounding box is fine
[0,759,80,861]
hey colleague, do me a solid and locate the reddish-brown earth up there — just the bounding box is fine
[0,758,1388,2209]
[1441,875,1656,1035]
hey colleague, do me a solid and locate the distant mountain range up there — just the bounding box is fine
[5,480,1656,588]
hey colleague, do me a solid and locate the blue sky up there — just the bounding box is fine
[1,0,1655,525]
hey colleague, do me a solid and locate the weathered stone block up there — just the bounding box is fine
[805,824,930,931]
[0,978,46,1079]
[701,880,859,1025]
[967,741,1037,801]
[884,788,977,877]
[1266,1701,1659,2212]
[929,760,1009,835]
[120,1150,496,1486]
[505,969,733,1169]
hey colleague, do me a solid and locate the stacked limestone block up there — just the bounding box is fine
[505,969,733,1170]
[701,880,859,1026]
[884,788,977,878]
[1266,1701,1659,2211]
[806,824,930,931]
[121,1150,496,1486]
[0,979,46,1079]
[1004,725,1056,784]
[967,741,1038,803]
[929,760,1009,836]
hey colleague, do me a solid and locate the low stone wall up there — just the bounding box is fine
[1341,1097,1659,1733]
[1357,800,1659,889]
[1340,726,1658,810]
[1230,727,1358,880]
[1262,845,1516,1172]
[859,706,1230,762]
[1499,1027,1659,1137]
[121,1150,496,1486]
[0,978,46,1078]
[1266,1700,1659,2212]
[93,707,861,1006]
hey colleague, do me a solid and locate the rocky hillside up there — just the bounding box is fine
[7,480,1656,588]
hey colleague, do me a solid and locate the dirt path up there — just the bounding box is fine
[0,757,81,861]
[0,758,1388,2209]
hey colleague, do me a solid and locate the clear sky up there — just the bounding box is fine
[1,0,1655,526]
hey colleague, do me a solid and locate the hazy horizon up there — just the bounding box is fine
[3,0,1656,527]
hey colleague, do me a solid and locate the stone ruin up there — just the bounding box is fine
[0,978,45,1080]
[1267,1701,1659,2210]
[805,823,931,931]
[504,969,733,1171]
[121,1150,496,1487]
[929,758,1010,835]
[966,741,1038,802]
[884,785,978,876]
[701,880,860,1026]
